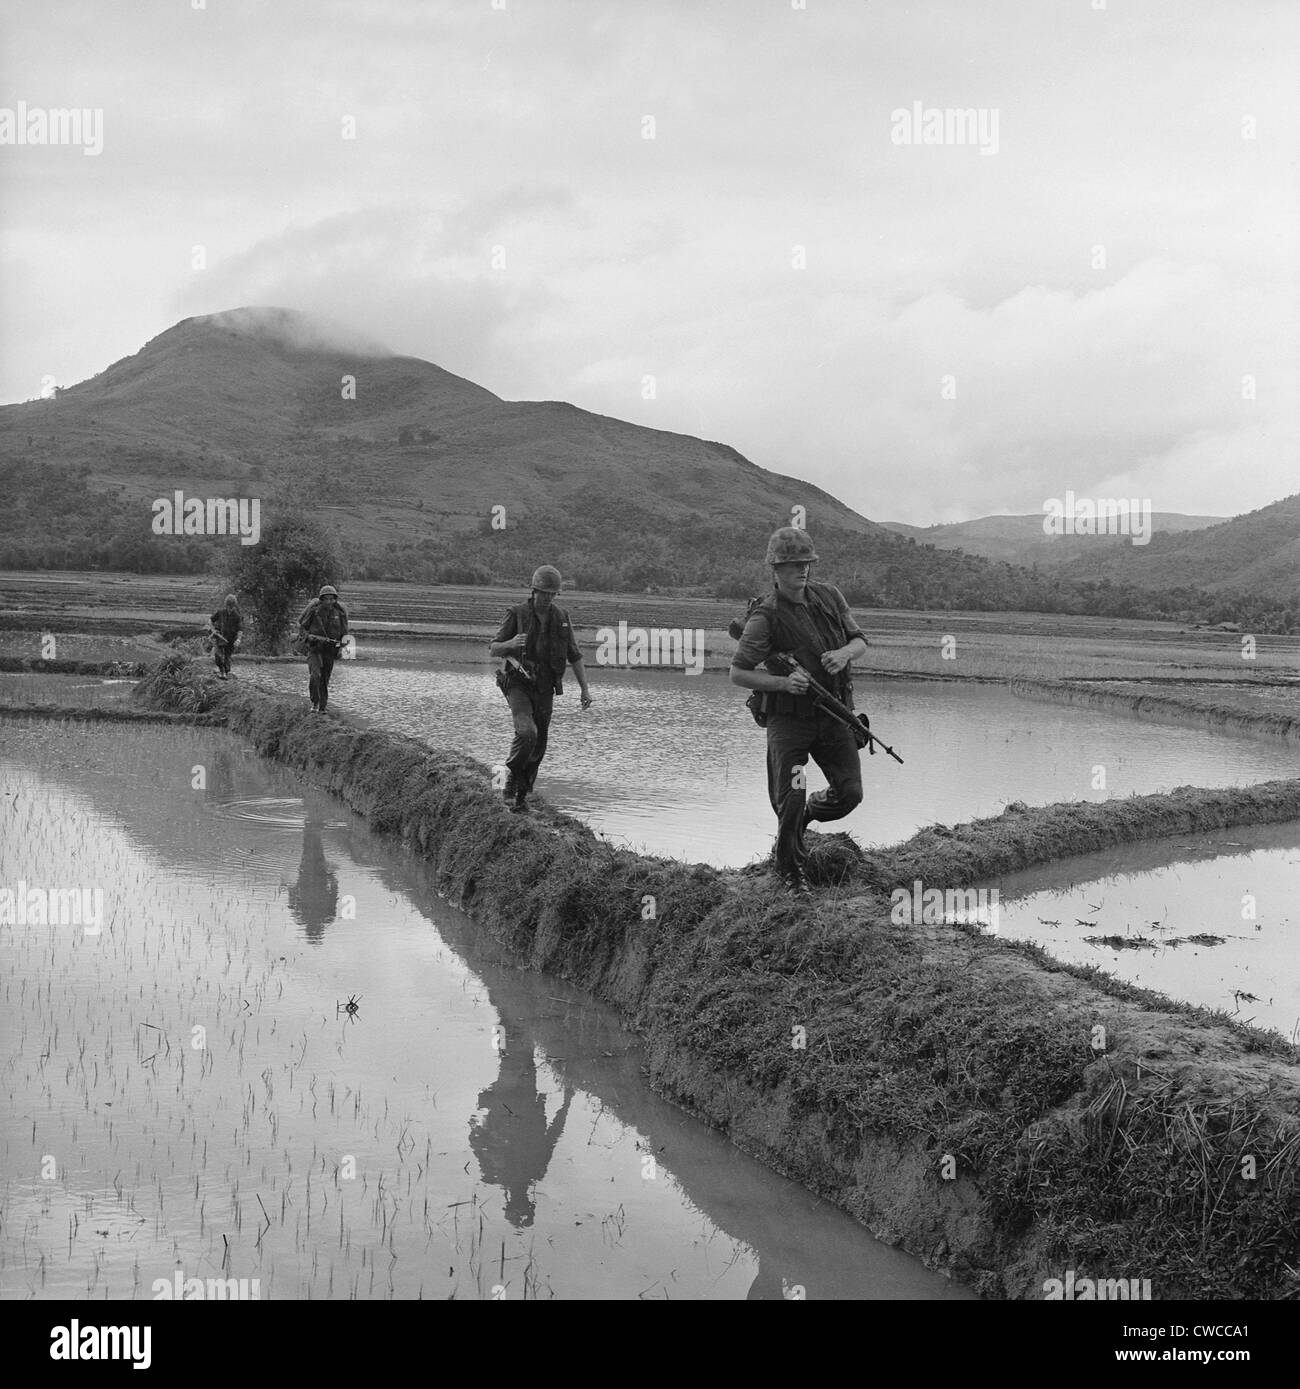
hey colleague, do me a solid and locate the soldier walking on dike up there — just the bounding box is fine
[729,527,868,895]
[298,583,349,713]
[207,593,242,679]
[489,565,592,814]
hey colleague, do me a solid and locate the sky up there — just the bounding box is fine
[1,0,1296,524]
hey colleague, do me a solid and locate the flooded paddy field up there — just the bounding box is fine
[244,646,1300,867]
[5,568,1297,683]
[0,720,973,1301]
[0,673,139,713]
[0,630,167,666]
[985,821,1300,1040]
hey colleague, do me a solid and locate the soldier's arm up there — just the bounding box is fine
[728,614,805,692]
[488,610,521,658]
[821,587,868,672]
[563,625,591,699]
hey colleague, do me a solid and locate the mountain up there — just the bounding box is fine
[0,307,887,556]
[1053,495,1300,595]
[880,500,1298,602]
[880,512,1226,568]
[0,307,1291,625]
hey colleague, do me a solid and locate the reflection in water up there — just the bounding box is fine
[470,1044,574,1228]
[205,749,236,804]
[1,721,977,1299]
[287,818,339,942]
[746,1259,789,1300]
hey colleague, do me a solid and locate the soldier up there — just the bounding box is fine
[488,565,592,813]
[297,583,349,713]
[729,528,868,894]
[207,593,242,679]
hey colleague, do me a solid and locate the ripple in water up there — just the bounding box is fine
[204,796,347,830]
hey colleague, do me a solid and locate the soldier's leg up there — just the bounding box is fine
[318,651,336,710]
[307,649,323,707]
[504,684,539,787]
[766,712,817,874]
[521,692,553,793]
[806,713,863,824]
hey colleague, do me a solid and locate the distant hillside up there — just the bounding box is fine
[881,512,1226,568]
[1055,495,1300,596]
[0,307,1293,630]
[0,307,887,557]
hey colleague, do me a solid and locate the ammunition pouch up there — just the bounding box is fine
[745,690,767,727]
[749,689,820,721]
[496,663,543,698]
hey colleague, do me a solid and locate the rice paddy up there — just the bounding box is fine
[0,720,972,1300]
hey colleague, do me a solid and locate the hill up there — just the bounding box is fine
[1054,495,1300,596]
[881,512,1226,568]
[0,306,887,555]
[0,307,1292,629]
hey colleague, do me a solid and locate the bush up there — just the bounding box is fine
[222,516,345,653]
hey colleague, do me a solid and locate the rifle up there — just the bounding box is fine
[771,651,904,764]
[304,632,344,655]
[495,654,536,694]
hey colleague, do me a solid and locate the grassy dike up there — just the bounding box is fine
[1012,677,1300,743]
[133,655,1300,1299]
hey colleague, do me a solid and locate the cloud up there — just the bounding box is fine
[2,0,1295,523]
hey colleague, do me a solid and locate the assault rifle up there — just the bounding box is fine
[495,654,536,694]
[304,632,344,655]
[771,652,904,764]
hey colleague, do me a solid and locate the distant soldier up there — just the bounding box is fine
[298,583,349,713]
[207,593,242,679]
[729,528,867,894]
[488,565,592,813]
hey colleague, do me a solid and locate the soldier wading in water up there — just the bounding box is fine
[298,583,349,713]
[729,527,867,894]
[489,565,592,814]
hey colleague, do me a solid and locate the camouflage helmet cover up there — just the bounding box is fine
[318,584,339,598]
[530,565,562,593]
[765,526,819,565]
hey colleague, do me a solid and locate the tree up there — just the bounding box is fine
[223,517,345,652]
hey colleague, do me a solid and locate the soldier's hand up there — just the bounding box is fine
[821,647,849,675]
[786,669,811,694]
[580,692,593,710]
[510,633,528,653]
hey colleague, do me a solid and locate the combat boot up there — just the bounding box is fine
[777,864,811,897]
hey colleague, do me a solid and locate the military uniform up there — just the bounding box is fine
[298,594,349,711]
[732,579,866,880]
[209,605,241,676]
[491,596,582,801]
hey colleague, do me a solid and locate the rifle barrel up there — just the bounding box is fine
[777,652,905,764]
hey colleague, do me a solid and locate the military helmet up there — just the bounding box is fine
[318,584,339,598]
[765,526,819,565]
[530,565,562,593]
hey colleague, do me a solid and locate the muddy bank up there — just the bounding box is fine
[854,781,1300,893]
[0,703,212,726]
[1013,677,1300,744]
[0,656,147,676]
[132,656,1300,1298]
